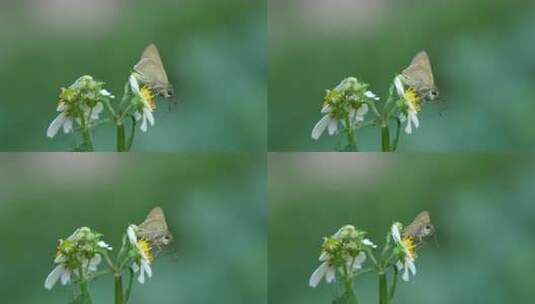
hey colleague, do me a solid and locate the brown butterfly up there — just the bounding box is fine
[402,211,435,240]
[401,51,439,101]
[134,44,174,98]
[137,206,174,249]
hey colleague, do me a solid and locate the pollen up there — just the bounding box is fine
[405,88,421,112]
[401,236,417,259]
[140,86,156,110]
[138,239,154,262]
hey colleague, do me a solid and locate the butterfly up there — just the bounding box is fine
[402,210,435,240]
[401,51,439,101]
[136,206,174,250]
[134,44,174,99]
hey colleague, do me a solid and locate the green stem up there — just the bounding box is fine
[344,114,358,151]
[116,123,126,152]
[79,115,94,152]
[379,271,388,304]
[126,116,137,151]
[389,267,399,302]
[114,275,124,304]
[124,268,134,302]
[391,118,401,152]
[381,126,390,152]
[342,266,359,304]
[77,265,92,304]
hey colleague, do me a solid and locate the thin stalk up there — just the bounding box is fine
[391,118,402,152]
[126,116,137,151]
[77,265,92,304]
[344,114,358,151]
[124,268,134,302]
[379,271,388,304]
[381,126,390,152]
[114,275,124,304]
[389,267,399,302]
[342,266,359,304]
[116,123,126,152]
[79,115,94,152]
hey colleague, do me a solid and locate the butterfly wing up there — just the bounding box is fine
[403,211,431,238]
[402,51,435,89]
[137,206,173,244]
[134,44,170,86]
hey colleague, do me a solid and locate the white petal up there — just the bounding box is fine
[354,251,366,267]
[140,114,148,132]
[131,263,140,273]
[318,252,330,262]
[396,261,403,271]
[365,90,379,100]
[46,113,67,138]
[408,260,417,276]
[401,265,410,281]
[394,76,405,97]
[362,238,377,248]
[61,268,71,285]
[320,104,332,114]
[311,115,331,140]
[88,255,102,272]
[91,102,104,120]
[142,260,152,278]
[100,89,114,98]
[144,108,155,126]
[44,265,65,290]
[391,223,402,243]
[325,266,336,283]
[133,111,142,121]
[309,262,328,288]
[63,118,73,134]
[129,74,140,94]
[410,112,419,128]
[355,104,368,122]
[127,225,138,245]
[138,265,145,284]
[98,241,112,250]
[405,119,413,134]
[327,119,338,136]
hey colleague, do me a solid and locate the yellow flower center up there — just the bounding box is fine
[405,88,420,112]
[401,236,417,259]
[140,86,156,110]
[138,239,154,262]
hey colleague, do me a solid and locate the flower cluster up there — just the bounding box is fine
[127,225,154,283]
[311,77,379,140]
[391,222,417,281]
[45,227,112,290]
[47,75,114,138]
[309,224,376,287]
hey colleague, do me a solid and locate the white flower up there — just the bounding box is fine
[311,102,369,140]
[127,225,153,284]
[46,101,104,138]
[394,76,420,134]
[129,75,155,133]
[44,254,102,290]
[391,222,417,281]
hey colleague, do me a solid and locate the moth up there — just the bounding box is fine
[402,210,435,240]
[136,206,174,250]
[134,44,174,99]
[401,51,439,101]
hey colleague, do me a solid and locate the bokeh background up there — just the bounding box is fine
[0,0,266,151]
[0,153,266,304]
[269,153,535,303]
[269,0,535,151]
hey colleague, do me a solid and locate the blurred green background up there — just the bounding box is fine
[269,0,535,151]
[0,153,266,303]
[269,153,535,303]
[0,0,266,151]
